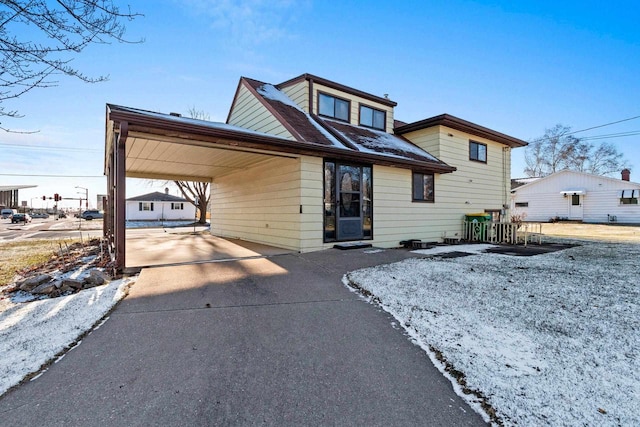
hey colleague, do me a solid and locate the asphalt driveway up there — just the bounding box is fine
[0,248,486,426]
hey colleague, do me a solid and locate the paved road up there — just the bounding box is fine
[0,217,102,241]
[0,248,487,426]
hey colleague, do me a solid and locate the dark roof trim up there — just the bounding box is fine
[276,73,398,108]
[107,104,454,174]
[395,114,528,148]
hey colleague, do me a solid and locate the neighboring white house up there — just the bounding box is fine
[511,169,640,223]
[126,191,196,221]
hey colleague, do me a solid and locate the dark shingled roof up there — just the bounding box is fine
[243,78,340,147]
[126,191,188,202]
[246,78,451,170]
[318,118,448,166]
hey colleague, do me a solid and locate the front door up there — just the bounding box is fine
[324,161,372,242]
[569,194,583,220]
[337,164,363,240]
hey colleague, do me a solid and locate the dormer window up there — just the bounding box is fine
[318,92,350,122]
[359,105,385,130]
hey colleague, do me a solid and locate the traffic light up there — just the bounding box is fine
[54,193,59,201]
[42,196,46,200]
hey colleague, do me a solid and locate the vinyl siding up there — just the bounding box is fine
[211,156,327,251]
[311,83,395,133]
[280,81,309,112]
[405,126,511,212]
[370,166,479,246]
[126,201,196,221]
[227,83,294,139]
[512,171,640,223]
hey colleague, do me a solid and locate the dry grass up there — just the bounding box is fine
[538,223,640,243]
[0,239,79,287]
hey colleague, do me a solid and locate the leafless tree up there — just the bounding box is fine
[172,107,211,224]
[524,124,629,177]
[0,0,142,128]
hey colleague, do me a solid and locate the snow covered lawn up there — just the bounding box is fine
[0,277,135,397]
[345,242,639,426]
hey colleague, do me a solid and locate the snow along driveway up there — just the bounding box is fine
[345,241,639,426]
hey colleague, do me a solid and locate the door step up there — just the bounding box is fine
[333,242,373,250]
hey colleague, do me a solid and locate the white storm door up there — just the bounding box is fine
[569,194,583,220]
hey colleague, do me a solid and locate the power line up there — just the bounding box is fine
[0,143,101,152]
[569,115,640,135]
[0,173,104,178]
[580,131,640,141]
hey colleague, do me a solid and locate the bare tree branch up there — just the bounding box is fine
[0,0,143,128]
[524,124,629,178]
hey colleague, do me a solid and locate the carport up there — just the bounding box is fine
[104,105,305,271]
[105,105,400,271]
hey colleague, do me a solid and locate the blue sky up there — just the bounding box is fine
[2,0,639,209]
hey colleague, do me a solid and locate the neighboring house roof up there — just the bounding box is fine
[511,170,640,193]
[511,177,541,190]
[126,192,188,202]
[240,77,454,173]
[394,114,528,148]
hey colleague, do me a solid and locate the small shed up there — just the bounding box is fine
[126,191,196,221]
[511,170,640,223]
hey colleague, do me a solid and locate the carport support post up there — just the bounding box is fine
[115,122,128,272]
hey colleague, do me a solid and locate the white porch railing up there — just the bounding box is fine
[463,221,543,245]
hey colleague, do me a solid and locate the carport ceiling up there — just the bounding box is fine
[124,132,296,182]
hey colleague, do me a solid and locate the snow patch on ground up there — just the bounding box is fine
[412,243,497,255]
[345,241,640,426]
[0,277,136,397]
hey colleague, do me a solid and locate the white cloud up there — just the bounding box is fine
[181,0,306,46]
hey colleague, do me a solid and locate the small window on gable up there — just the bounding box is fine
[470,141,487,163]
[318,92,350,122]
[359,105,385,130]
[412,172,435,202]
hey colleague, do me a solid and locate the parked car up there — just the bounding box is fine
[11,213,32,223]
[58,212,67,219]
[30,212,50,219]
[80,210,104,220]
[1,208,17,219]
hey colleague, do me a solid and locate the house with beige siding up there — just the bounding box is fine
[104,73,527,267]
[511,169,640,223]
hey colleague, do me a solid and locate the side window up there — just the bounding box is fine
[318,92,350,122]
[412,172,435,202]
[470,141,487,163]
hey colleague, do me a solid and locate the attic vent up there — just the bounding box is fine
[169,112,182,117]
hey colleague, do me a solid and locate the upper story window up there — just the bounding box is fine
[469,140,487,163]
[359,105,385,130]
[318,92,350,122]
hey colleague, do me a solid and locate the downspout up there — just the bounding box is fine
[503,146,510,221]
[115,122,128,272]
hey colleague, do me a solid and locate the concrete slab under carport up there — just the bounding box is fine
[125,227,293,270]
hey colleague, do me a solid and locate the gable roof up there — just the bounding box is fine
[394,114,527,148]
[276,73,397,107]
[127,191,188,202]
[241,77,454,173]
[511,170,640,193]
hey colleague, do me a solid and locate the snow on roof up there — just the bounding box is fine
[320,118,443,164]
[109,105,290,140]
[256,83,347,149]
